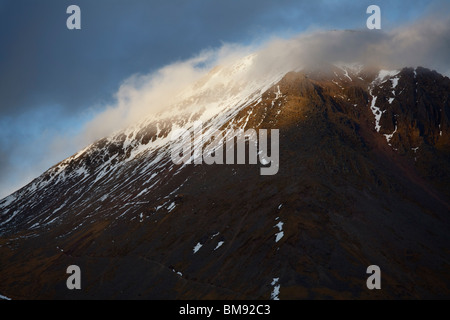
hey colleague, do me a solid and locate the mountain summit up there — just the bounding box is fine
[1,57,449,299]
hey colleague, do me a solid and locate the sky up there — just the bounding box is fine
[0,0,449,198]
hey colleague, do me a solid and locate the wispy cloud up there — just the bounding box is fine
[77,13,450,146]
[251,14,450,77]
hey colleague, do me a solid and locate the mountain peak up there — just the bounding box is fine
[1,61,449,299]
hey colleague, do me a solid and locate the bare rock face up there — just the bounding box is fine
[0,62,449,300]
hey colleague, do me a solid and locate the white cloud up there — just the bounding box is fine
[77,43,255,145]
[75,14,450,148]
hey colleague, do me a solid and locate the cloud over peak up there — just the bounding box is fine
[1,9,450,199]
[81,13,450,145]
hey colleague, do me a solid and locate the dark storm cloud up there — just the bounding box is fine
[0,0,299,117]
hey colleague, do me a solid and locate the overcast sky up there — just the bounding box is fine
[0,0,448,198]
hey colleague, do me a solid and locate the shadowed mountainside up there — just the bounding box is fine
[1,62,449,299]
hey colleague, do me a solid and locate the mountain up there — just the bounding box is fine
[1,55,449,299]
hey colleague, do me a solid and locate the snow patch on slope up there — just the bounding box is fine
[0,195,17,209]
[384,125,398,146]
[271,278,280,300]
[214,241,224,251]
[369,92,384,133]
[193,242,203,254]
[274,221,284,243]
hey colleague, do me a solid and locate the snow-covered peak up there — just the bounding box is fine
[95,53,286,161]
[0,52,288,228]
